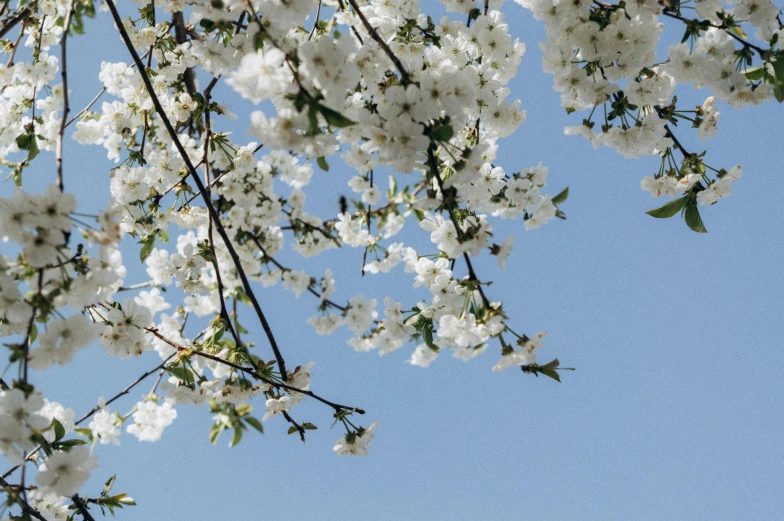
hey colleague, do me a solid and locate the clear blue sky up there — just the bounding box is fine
[10,2,784,520]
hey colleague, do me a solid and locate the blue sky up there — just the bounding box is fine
[6,2,784,520]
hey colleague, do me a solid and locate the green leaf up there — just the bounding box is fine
[12,163,24,187]
[287,426,300,435]
[234,404,252,416]
[16,132,39,161]
[244,416,264,434]
[138,232,157,262]
[307,105,320,136]
[742,65,767,82]
[229,427,243,447]
[771,52,784,103]
[253,31,265,50]
[317,104,355,128]
[102,475,116,497]
[646,196,688,219]
[420,319,439,352]
[430,124,454,142]
[302,422,318,430]
[75,427,93,438]
[726,25,748,40]
[167,366,194,384]
[235,319,248,335]
[209,423,224,445]
[15,133,31,151]
[53,439,88,448]
[551,186,569,205]
[316,156,329,171]
[52,418,66,442]
[684,201,708,233]
[538,367,561,382]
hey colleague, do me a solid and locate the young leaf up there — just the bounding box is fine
[538,367,561,382]
[52,418,66,442]
[317,156,330,171]
[430,124,454,142]
[684,202,708,233]
[771,53,784,103]
[742,65,767,82]
[209,423,224,445]
[318,104,355,128]
[102,475,117,496]
[229,427,243,447]
[551,187,569,205]
[245,416,264,434]
[537,358,562,382]
[139,232,157,262]
[646,196,688,219]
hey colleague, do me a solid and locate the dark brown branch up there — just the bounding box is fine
[2,352,177,481]
[463,253,490,308]
[308,0,323,41]
[660,10,767,56]
[335,0,364,44]
[203,79,245,355]
[428,145,491,309]
[663,123,691,158]
[56,0,74,192]
[73,353,177,426]
[72,495,97,521]
[147,329,365,414]
[344,0,409,83]
[282,410,306,442]
[172,11,197,96]
[105,0,289,380]
[22,270,44,383]
[250,236,347,312]
[0,7,30,40]
[65,48,151,128]
[0,475,47,521]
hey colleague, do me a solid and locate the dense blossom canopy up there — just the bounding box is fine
[0,0,781,518]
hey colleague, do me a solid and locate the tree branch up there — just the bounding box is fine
[0,7,30,41]
[146,328,365,414]
[104,0,290,380]
[72,495,97,521]
[344,0,409,83]
[56,0,74,192]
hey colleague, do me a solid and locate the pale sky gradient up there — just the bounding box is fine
[7,2,784,520]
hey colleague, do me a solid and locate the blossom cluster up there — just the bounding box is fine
[520,0,782,230]
[0,0,781,518]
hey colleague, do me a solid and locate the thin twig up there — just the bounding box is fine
[663,123,691,158]
[55,0,74,192]
[282,410,306,442]
[344,0,409,82]
[147,329,365,414]
[72,495,96,521]
[308,0,323,41]
[104,0,290,380]
[0,475,47,521]
[73,354,177,425]
[172,11,197,96]
[0,7,30,40]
